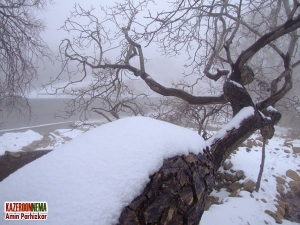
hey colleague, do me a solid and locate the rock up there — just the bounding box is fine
[228,182,242,192]
[293,146,300,154]
[285,204,293,218]
[261,198,267,203]
[246,139,253,147]
[240,143,246,147]
[264,210,283,224]
[277,201,286,209]
[276,205,285,216]
[223,161,233,170]
[256,136,264,142]
[275,148,280,151]
[215,172,224,181]
[284,149,291,153]
[275,176,285,185]
[21,146,34,152]
[286,169,300,181]
[289,181,300,193]
[243,179,256,193]
[229,190,238,197]
[236,170,244,180]
[204,196,219,211]
[252,140,258,147]
[230,169,236,173]
[284,141,293,148]
[276,184,285,197]
[276,201,293,218]
[224,172,238,183]
[246,147,251,152]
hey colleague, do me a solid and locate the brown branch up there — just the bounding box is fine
[235,15,300,71]
[256,69,292,110]
[93,110,113,122]
[143,76,227,105]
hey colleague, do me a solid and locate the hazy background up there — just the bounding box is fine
[34,0,189,90]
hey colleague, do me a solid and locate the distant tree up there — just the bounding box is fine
[0,0,52,122]
[54,0,300,224]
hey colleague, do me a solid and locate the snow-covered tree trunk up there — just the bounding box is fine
[118,150,215,224]
[117,79,271,224]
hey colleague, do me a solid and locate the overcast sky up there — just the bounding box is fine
[41,1,116,50]
[35,0,188,88]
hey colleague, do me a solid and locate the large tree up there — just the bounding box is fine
[54,0,300,224]
[0,0,51,122]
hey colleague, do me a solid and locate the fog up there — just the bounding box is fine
[34,0,191,89]
[3,0,299,132]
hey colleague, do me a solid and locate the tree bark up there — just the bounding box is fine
[118,150,215,225]
[211,79,262,168]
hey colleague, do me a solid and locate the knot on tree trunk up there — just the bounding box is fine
[241,65,254,85]
[118,148,215,225]
[260,125,275,140]
[260,108,282,125]
[259,107,282,140]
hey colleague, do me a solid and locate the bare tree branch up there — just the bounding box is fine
[0,0,52,121]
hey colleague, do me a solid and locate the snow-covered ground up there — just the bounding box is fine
[0,117,299,225]
[202,130,300,225]
[0,130,43,154]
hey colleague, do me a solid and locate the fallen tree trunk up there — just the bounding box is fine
[117,112,263,224]
[118,149,215,224]
[117,79,268,224]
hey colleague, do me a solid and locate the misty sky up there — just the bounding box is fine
[35,0,187,88]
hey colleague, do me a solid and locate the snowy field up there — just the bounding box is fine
[0,116,299,225]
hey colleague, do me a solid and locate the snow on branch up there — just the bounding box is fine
[206,106,255,147]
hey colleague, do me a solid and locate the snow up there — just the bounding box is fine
[37,128,85,150]
[202,190,275,225]
[259,110,271,120]
[228,79,243,88]
[206,106,255,147]
[0,121,74,133]
[0,127,84,154]
[52,128,84,139]
[267,106,278,112]
[202,132,300,225]
[0,116,205,225]
[0,116,299,225]
[0,130,43,155]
